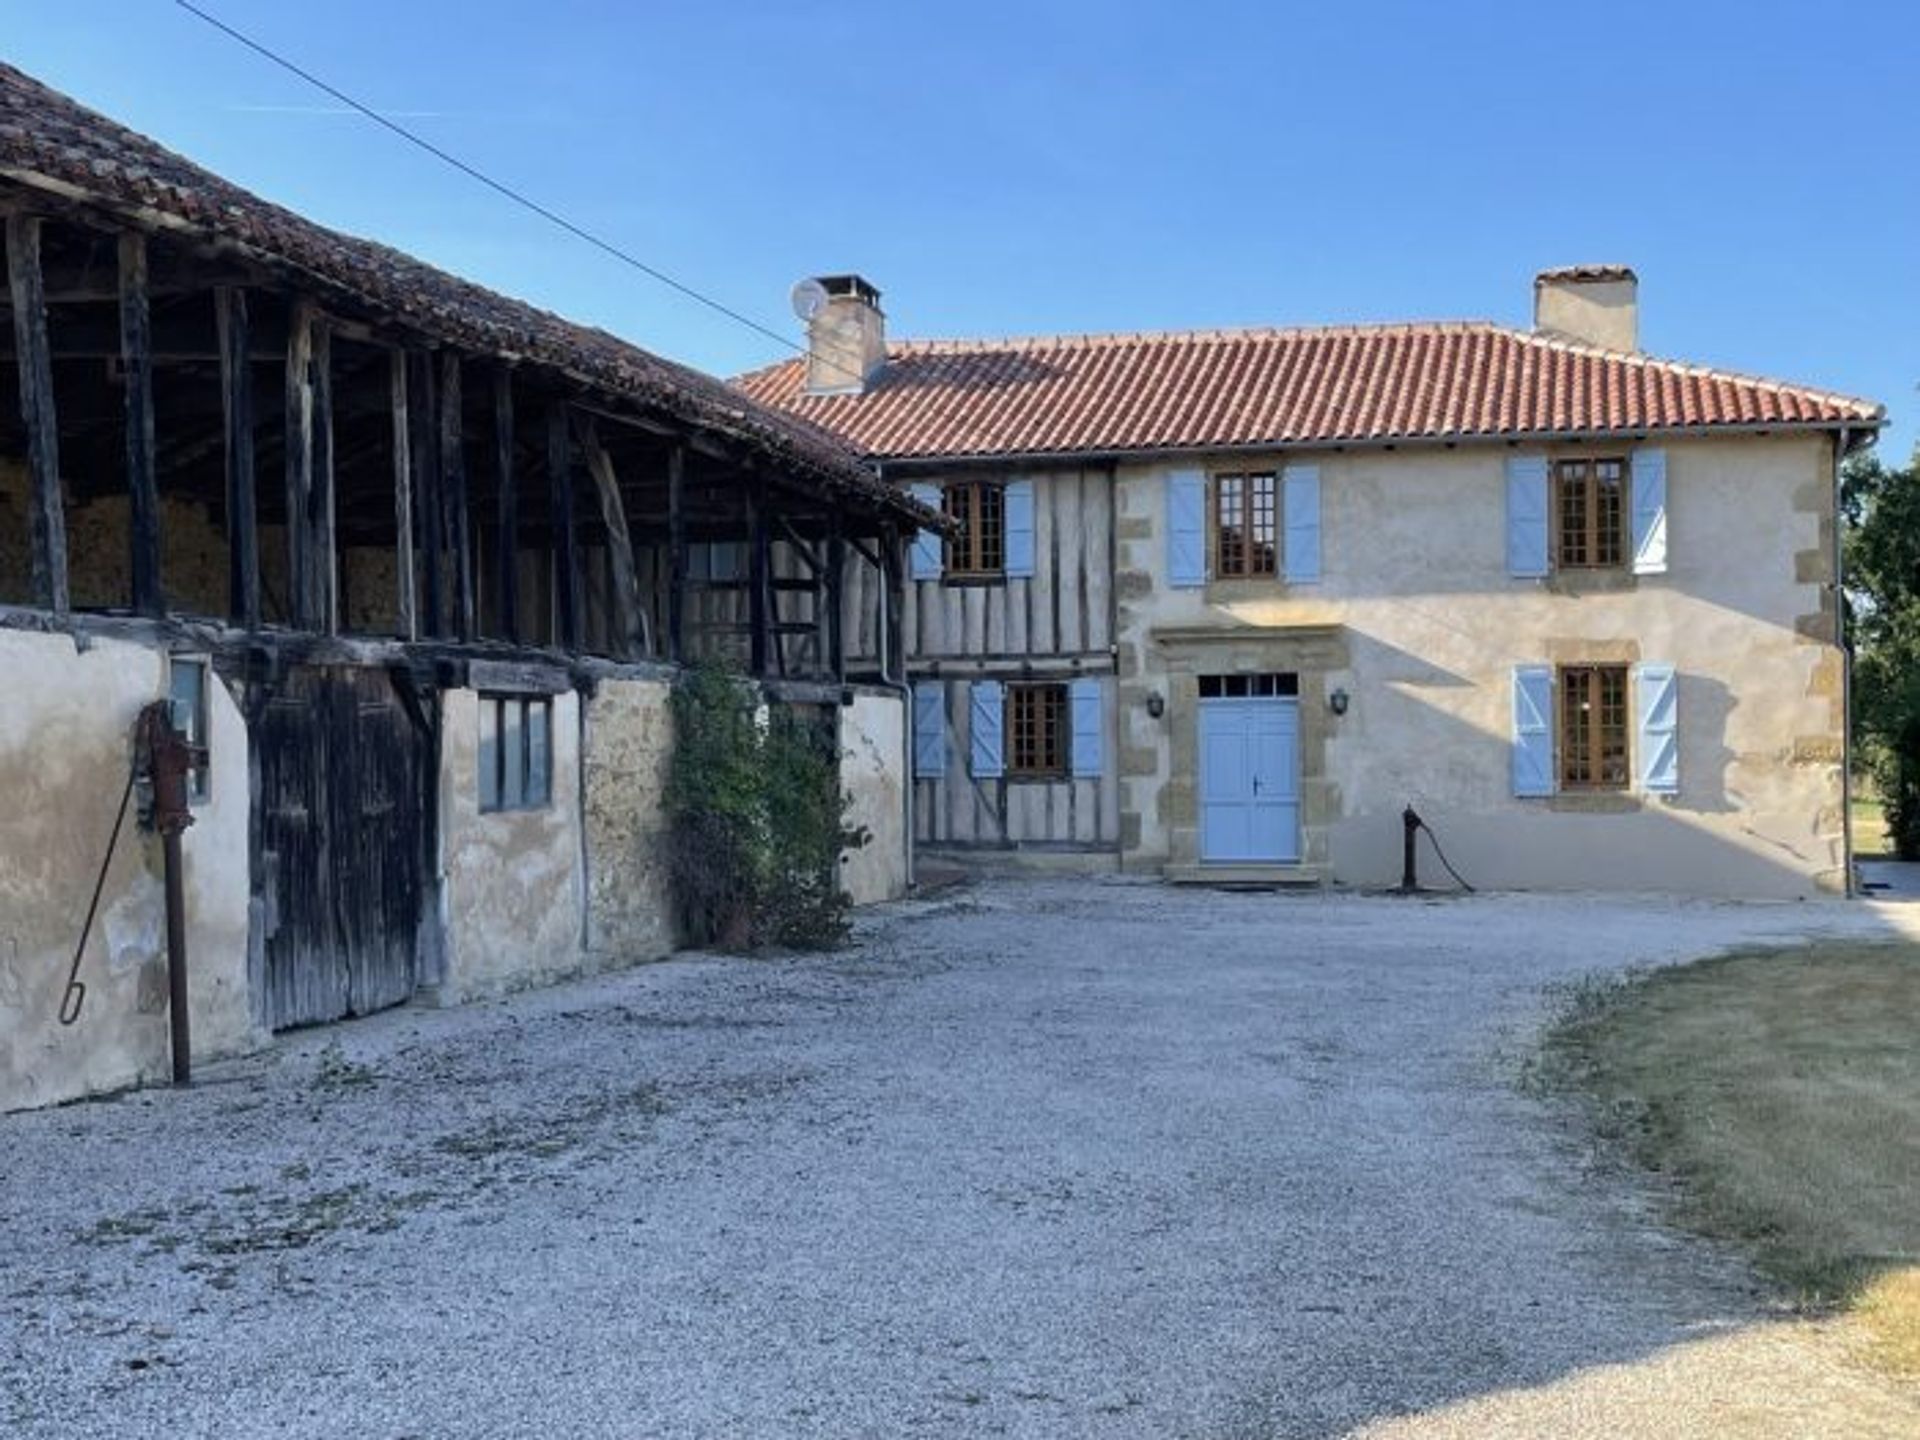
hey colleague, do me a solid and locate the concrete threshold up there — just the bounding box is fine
[1164,863,1326,890]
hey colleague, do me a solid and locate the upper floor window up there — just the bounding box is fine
[1556,458,1626,569]
[1214,471,1278,578]
[943,482,1004,578]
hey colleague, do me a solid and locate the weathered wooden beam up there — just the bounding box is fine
[118,231,161,617]
[881,521,904,684]
[214,287,259,629]
[390,351,418,640]
[493,366,518,644]
[547,402,581,650]
[440,352,473,641]
[666,444,686,664]
[826,507,845,683]
[310,317,337,633]
[748,476,771,676]
[409,351,443,638]
[283,298,315,629]
[576,416,645,660]
[7,215,70,613]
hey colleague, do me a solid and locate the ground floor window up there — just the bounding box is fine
[479,693,553,812]
[1559,664,1628,789]
[166,655,212,803]
[1007,682,1067,778]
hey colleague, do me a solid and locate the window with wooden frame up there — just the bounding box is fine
[1558,665,1629,790]
[1006,682,1068,779]
[478,693,553,812]
[943,482,1005,578]
[1214,471,1278,578]
[1556,458,1627,569]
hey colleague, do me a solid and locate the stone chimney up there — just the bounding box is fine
[802,274,887,394]
[1533,265,1638,352]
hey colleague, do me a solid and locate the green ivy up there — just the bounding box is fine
[665,657,869,950]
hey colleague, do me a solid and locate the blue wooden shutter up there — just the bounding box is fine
[1512,665,1554,797]
[1167,469,1206,588]
[1631,448,1668,575]
[970,681,1004,778]
[1004,480,1035,578]
[1636,662,1679,794]
[1506,456,1550,577]
[1070,677,1102,777]
[909,483,943,580]
[913,683,946,778]
[1283,465,1321,583]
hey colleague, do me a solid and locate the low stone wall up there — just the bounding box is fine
[582,677,677,965]
[0,627,255,1113]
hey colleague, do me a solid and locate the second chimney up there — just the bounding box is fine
[804,274,887,394]
[1533,265,1638,352]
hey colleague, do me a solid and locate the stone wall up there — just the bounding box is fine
[582,677,677,965]
[841,689,908,903]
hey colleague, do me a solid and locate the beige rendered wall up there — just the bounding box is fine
[0,629,257,1112]
[1114,434,1844,897]
[841,689,908,904]
[435,687,588,1003]
[582,677,677,963]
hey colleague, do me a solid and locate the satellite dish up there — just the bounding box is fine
[790,277,829,322]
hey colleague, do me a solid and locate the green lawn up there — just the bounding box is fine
[1853,794,1894,860]
[1535,942,1920,1375]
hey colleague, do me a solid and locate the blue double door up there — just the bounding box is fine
[1199,698,1301,863]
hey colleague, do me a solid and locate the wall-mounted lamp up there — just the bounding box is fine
[1145,691,1166,719]
[1328,687,1350,717]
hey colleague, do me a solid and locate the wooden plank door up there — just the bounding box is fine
[258,666,426,1029]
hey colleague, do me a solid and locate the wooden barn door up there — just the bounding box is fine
[257,666,428,1030]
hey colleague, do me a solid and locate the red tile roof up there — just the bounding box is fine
[736,323,1882,463]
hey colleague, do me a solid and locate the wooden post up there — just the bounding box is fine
[881,521,904,684]
[440,352,473,641]
[547,402,580,650]
[577,418,645,660]
[666,444,686,664]
[283,298,315,629]
[389,351,418,640]
[118,232,161,617]
[748,476,771,676]
[6,215,69,614]
[214,287,259,629]
[410,351,443,638]
[310,317,336,633]
[493,366,518,644]
[825,509,845,683]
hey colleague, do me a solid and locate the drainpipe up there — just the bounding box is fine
[1835,425,1854,896]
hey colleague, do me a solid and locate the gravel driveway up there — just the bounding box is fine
[3,879,1914,1438]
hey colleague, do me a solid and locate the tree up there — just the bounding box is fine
[1844,446,1920,858]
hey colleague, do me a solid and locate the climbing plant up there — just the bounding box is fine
[665,657,868,949]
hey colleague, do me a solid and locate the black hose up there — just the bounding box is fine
[1417,816,1475,893]
[60,766,138,1026]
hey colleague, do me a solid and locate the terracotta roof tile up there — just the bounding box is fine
[738,324,1883,463]
[0,62,941,527]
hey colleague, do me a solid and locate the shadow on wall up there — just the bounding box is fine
[1329,637,1838,898]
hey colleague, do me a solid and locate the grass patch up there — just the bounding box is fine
[1534,942,1920,1371]
[1853,795,1894,860]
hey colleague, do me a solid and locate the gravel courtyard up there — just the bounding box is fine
[4,878,1916,1439]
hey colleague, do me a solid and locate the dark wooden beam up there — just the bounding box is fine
[214,287,259,629]
[310,317,337,633]
[881,521,904,684]
[826,506,845,683]
[409,351,443,638]
[283,298,315,629]
[748,475,771,676]
[547,402,580,650]
[118,231,161,617]
[576,416,646,660]
[7,215,70,613]
[493,366,518,644]
[440,352,473,641]
[666,444,686,664]
[390,350,417,640]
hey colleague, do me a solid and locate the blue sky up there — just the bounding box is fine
[8,1,1916,453]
